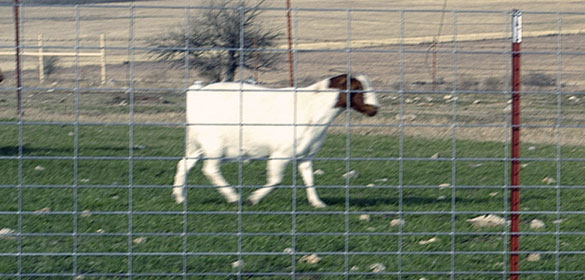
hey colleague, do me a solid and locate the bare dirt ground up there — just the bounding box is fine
[0,1,584,146]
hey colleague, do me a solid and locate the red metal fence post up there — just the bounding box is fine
[510,9,522,280]
[286,0,294,87]
[13,0,22,116]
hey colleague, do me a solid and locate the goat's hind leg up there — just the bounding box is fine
[247,159,288,205]
[173,153,200,204]
[202,159,240,203]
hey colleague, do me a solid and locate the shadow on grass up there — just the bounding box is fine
[324,195,488,207]
[0,145,130,156]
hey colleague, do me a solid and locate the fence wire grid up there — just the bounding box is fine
[1,2,585,280]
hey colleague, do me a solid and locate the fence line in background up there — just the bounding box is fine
[0,33,106,84]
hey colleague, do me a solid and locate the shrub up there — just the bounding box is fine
[43,56,59,77]
[524,72,556,87]
[483,76,502,91]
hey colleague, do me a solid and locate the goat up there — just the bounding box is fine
[172,74,379,208]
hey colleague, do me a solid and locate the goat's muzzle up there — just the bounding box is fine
[362,105,378,117]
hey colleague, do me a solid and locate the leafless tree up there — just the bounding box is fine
[149,0,280,82]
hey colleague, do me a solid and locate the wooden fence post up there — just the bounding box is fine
[100,33,106,85]
[38,34,44,83]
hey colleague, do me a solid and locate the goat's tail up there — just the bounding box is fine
[189,81,205,90]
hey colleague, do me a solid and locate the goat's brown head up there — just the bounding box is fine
[329,74,378,117]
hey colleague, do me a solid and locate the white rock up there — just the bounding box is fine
[133,237,147,245]
[34,165,45,171]
[342,170,359,179]
[472,100,481,104]
[375,178,388,183]
[526,253,541,262]
[390,218,405,227]
[81,209,92,217]
[96,229,105,234]
[437,195,446,200]
[313,169,325,175]
[395,114,417,121]
[430,153,440,159]
[504,104,511,113]
[68,132,74,136]
[467,214,508,227]
[350,265,359,271]
[443,94,453,100]
[359,214,370,221]
[134,145,146,150]
[34,207,51,214]
[231,260,244,268]
[0,228,16,239]
[418,237,438,245]
[405,98,414,104]
[283,247,294,254]
[530,219,545,229]
[542,177,556,184]
[80,178,90,183]
[527,146,536,151]
[299,253,321,265]
[366,183,375,188]
[424,97,433,102]
[489,192,499,197]
[369,263,386,273]
[439,183,451,189]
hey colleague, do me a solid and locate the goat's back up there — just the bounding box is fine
[187,82,325,125]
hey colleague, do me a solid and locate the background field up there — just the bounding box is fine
[2,126,585,278]
[1,0,585,279]
[1,1,584,145]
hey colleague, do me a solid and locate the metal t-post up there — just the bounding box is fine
[510,9,522,280]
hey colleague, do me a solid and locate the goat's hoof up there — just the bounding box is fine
[310,201,327,208]
[226,195,240,204]
[173,194,185,204]
[246,198,259,206]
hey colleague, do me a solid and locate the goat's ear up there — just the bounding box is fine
[328,74,365,93]
[334,92,347,108]
[328,74,349,90]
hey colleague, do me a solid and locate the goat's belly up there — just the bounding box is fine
[223,144,271,159]
[222,126,298,158]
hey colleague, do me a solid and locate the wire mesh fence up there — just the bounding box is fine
[1,1,585,279]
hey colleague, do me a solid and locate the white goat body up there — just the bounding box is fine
[173,74,379,207]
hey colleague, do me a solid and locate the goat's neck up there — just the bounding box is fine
[297,87,344,127]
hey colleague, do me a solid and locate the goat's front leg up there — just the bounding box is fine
[298,160,326,208]
[247,159,288,205]
[202,159,240,203]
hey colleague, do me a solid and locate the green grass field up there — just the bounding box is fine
[1,123,585,279]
